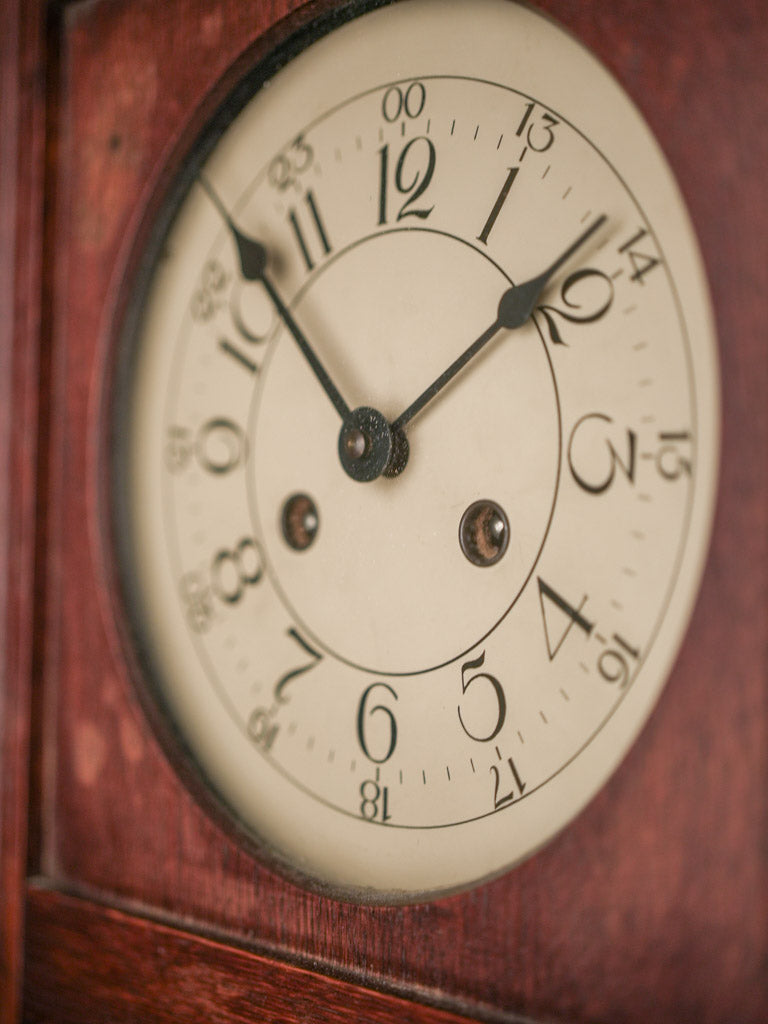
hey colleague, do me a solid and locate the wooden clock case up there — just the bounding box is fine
[1,0,766,1021]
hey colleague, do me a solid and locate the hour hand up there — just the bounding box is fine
[198,175,351,423]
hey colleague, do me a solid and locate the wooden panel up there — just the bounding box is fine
[22,885,489,1024]
[27,0,768,1022]
[0,0,47,1020]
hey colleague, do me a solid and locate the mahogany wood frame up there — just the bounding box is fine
[1,0,766,1022]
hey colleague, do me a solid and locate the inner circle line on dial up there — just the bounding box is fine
[245,225,564,678]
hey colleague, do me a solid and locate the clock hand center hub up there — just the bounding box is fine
[338,407,394,482]
[339,410,411,482]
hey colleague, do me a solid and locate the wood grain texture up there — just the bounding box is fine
[23,885,492,1024]
[0,0,47,1020]
[15,0,768,1022]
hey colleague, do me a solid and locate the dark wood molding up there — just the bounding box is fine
[0,0,48,1020]
[23,884,506,1024]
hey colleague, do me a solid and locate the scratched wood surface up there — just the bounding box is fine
[7,0,768,1022]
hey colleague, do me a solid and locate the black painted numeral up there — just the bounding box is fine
[288,190,332,271]
[210,537,264,605]
[274,628,323,705]
[457,651,506,743]
[194,418,247,475]
[357,683,399,764]
[568,413,637,494]
[618,227,661,283]
[477,166,519,245]
[537,268,614,346]
[247,707,280,752]
[598,634,640,689]
[190,259,229,322]
[491,757,526,809]
[516,102,558,152]
[378,137,436,225]
[166,419,246,475]
[381,81,426,123]
[218,337,258,374]
[360,776,392,821]
[538,578,594,660]
[268,135,314,192]
[656,431,693,480]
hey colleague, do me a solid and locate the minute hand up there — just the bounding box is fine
[199,174,351,422]
[391,214,607,433]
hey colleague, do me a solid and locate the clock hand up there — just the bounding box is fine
[198,175,352,422]
[391,214,607,433]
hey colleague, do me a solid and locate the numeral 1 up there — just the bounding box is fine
[477,166,519,245]
[218,337,258,374]
[288,190,332,271]
[515,102,535,138]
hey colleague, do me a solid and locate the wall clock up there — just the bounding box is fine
[1,0,765,1020]
[109,0,718,902]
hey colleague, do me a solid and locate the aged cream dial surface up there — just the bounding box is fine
[112,0,719,901]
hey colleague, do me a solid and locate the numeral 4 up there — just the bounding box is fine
[538,578,594,660]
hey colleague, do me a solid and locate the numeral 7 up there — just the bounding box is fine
[274,628,323,704]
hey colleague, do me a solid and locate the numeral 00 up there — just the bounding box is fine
[381,81,426,122]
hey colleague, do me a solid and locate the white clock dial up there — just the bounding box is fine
[111,0,719,900]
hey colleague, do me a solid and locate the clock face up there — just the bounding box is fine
[111,0,719,900]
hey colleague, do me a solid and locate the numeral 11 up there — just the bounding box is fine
[288,190,332,271]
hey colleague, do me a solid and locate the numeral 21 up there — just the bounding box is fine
[491,757,526,809]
